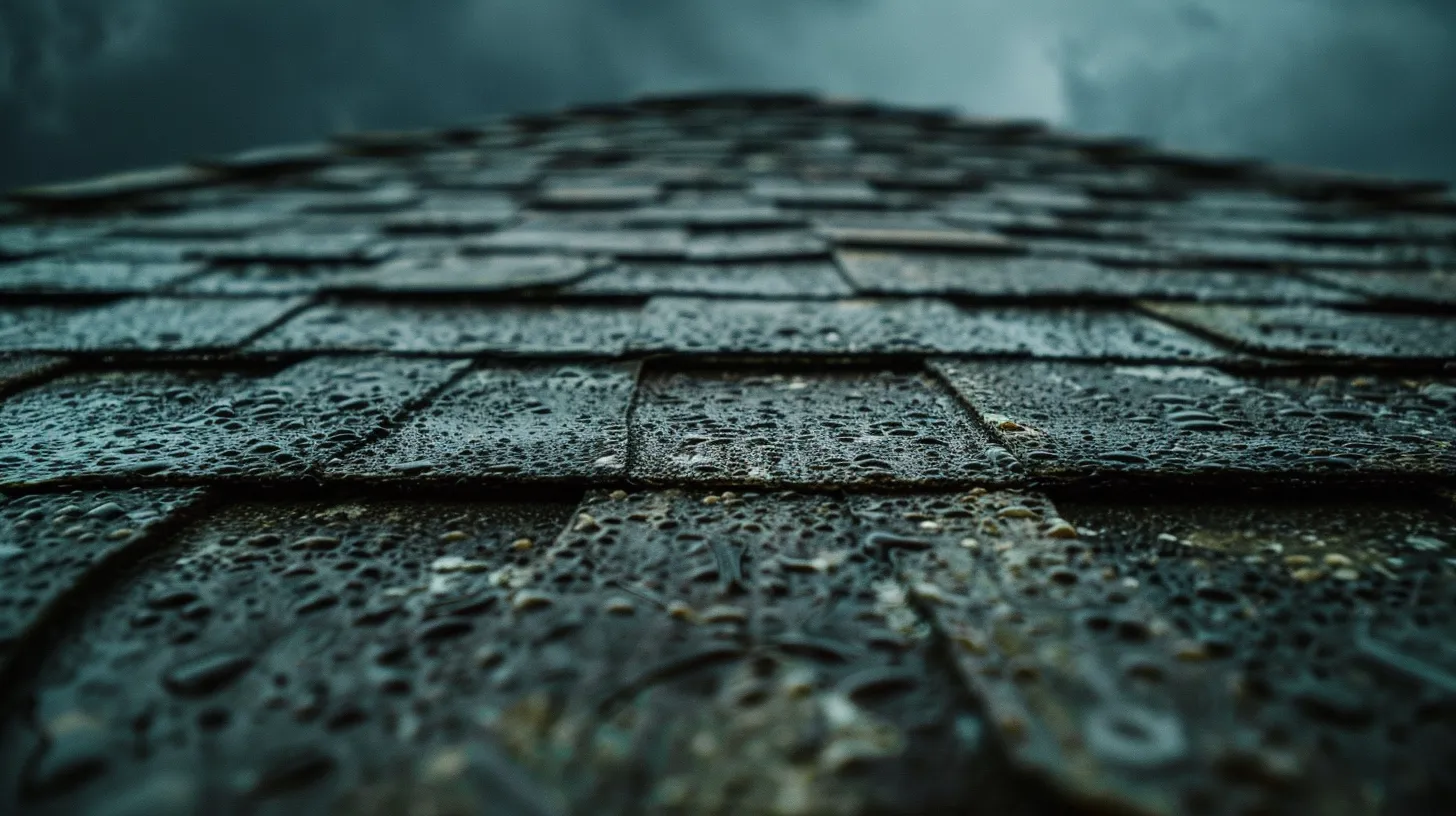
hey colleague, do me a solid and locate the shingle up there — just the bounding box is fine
[176,264,382,296]
[535,182,661,209]
[932,360,1456,479]
[0,297,308,353]
[817,225,1015,252]
[571,260,853,297]
[194,230,393,265]
[684,229,830,262]
[0,488,1017,815]
[637,297,945,355]
[1023,237,1181,266]
[112,209,286,239]
[469,226,689,258]
[908,491,1456,815]
[638,297,1227,359]
[252,301,639,356]
[0,496,576,811]
[631,368,1019,486]
[0,224,107,260]
[0,305,79,345]
[0,259,205,294]
[0,356,467,485]
[380,209,516,235]
[422,165,540,190]
[1300,269,1456,306]
[196,142,336,175]
[750,178,885,208]
[0,488,204,671]
[836,249,1361,303]
[300,183,422,214]
[0,353,66,392]
[331,362,640,480]
[9,165,213,206]
[1144,302,1456,360]
[1151,233,1436,269]
[369,252,593,293]
[624,202,802,228]
[64,237,207,264]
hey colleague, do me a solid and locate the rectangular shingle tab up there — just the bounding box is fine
[469,226,689,258]
[836,249,1362,303]
[0,356,467,485]
[638,297,1229,359]
[932,359,1456,479]
[195,230,392,264]
[0,259,205,294]
[1300,269,1456,306]
[684,229,830,261]
[630,367,1019,486]
[571,260,853,298]
[1143,302,1456,360]
[331,361,639,480]
[252,301,640,356]
[0,296,308,353]
[0,224,106,259]
[112,209,286,239]
[750,178,885,208]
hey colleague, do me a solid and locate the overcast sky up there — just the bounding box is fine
[1,0,1453,190]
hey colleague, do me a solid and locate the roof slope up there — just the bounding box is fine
[0,92,1454,815]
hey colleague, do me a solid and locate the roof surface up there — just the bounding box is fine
[0,92,1454,815]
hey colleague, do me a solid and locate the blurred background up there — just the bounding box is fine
[1,0,1453,190]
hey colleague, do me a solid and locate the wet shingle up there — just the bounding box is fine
[0,497,575,813]
[252,301,639,356]
[470,226,689,258]
[911,493,1456,814]
[0,297,308,353]
[0,225,106,260]
[112,210,286,239]
[195,230,393,265]
[684,229,830,261]
[0,488,203,672]
[836,249,1361,303]
[10,166,212,206]
[0,259,205,294]
[0,356,467,485]
[0,354,66,392]
[356,252,593,293]
[631,368,1019,486]
[639,297,1228,359]
[1301,269,1456,306]
[624,202,801,228]
[332,362,639,480]
[379,202,518,235]
[1144,302,1456,360]
[818,225,1015,252]
[571,259,853,298]
[933,360,1456,479]
[751,179,885,208]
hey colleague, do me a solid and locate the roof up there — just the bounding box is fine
[0,91,1453,815]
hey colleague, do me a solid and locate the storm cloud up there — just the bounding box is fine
[1,0,1453,189]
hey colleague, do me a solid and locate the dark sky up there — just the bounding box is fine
[1,0,1453,190]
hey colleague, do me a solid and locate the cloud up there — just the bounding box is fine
[1,0,1452,189]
